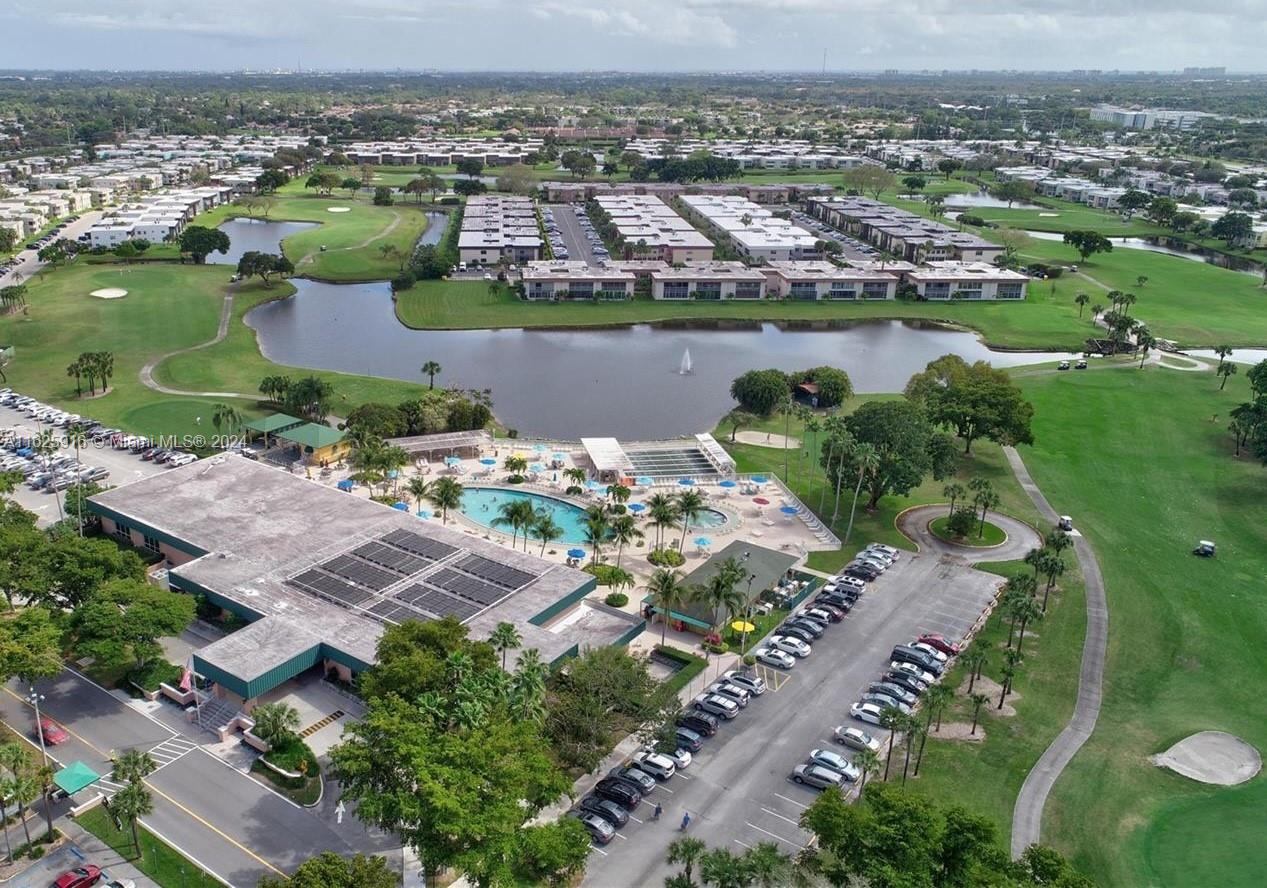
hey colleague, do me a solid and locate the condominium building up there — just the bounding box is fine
[806,197,1003,263]
[518,260,636,300]
[646,260,767,300]
[760,260,899,301]
[458,195,543,265]
[517,259,765,301]
[904,262,1028,301]
[678,195,820,262]
[592,195,715,263]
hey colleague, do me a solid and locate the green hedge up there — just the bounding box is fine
[653,645,707,697]
[648,548,685,567]
[128,660,183,693]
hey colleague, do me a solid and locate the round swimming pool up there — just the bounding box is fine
[458,487,730,544]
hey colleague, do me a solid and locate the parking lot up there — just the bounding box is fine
[581,550,1002,886]
[544,203,604,262]
[0,396,170,526]
[789,209,876,261]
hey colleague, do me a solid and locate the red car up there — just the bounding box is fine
[917,634,962,656]
[39,717,69,745]
[53,865,102,888]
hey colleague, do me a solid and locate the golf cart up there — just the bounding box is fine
[1057,515,1074,531]
[1193,540,1217,558]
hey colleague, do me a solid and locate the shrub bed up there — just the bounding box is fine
[647,548,685,567]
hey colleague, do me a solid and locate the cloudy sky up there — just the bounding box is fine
[4,0,1264,72]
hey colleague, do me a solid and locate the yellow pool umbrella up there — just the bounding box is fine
[730,619,756,633]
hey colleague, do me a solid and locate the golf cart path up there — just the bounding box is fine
[1004,445,1109,858]
[897,504,1042,563]
[295,208,403,269]
[139,293,249,398]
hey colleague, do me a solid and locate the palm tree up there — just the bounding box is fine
[583,505,610,564]
[406,476,432,513]
[842,442,879,540]
[777,395,795,482]
[504,455,529,478]
[667,837,707,884]
[609,514,644,567]
[964,646,988,694]
[113,780,154,855]
[1090,303,1104,324]
[1024,546,1046,581]
[970,693,989,735]
[0,777,13,861]
[8,773,36,846]
[942,482,966,516]
[676,489,706,550]
[902,716,924,783]
[693,572,744,645]
[420,360,442,389]
[563,467,587,489]
[251,702,301,747]
[802,416,822,500]
[1074,292,1090,317]
[852,746,880,794]
[113,749,157,786]
[427,476,464,523]
[646,568,688,645]
[879,707,903,780]
[743,842,791,888]
[492,499,530,549]
[211,402,243,437]
[976,490,1001,538]
[1218,362,1238,390]
[647,493,680,550]
[606,484,631,508]
[997,663,1017,710]
[1214,344,1233,374]
[530,510,563,556]
[489,621,522,671]
[924,683,954,734]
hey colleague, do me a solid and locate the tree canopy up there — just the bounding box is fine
[831,400,957,508]
[794,366,853,409]
[1062,230,1114,263]
[258,852,400,888]
[177,225,231,264]
[730,369,790,416]
[71,577,195,670]
[905,354,1035,453]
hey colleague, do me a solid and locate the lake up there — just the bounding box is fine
[215,212,448,267]
[945,192,1041,210]
[245,280,1074,439]
[1022,230,1262,275]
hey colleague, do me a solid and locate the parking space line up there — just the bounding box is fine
[772,792,810,810]
[760,807,801,827]
[733,838,753,850]
[676,773,691,781]
[591,846,608,856]
[744,821,802,848]
[612,833,628,841]
[657,786,675,795]
[627,815,643,824]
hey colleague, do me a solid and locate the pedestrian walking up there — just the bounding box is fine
[653,802,662,821]
[680,811,691,831]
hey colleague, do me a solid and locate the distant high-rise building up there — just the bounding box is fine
[1182,66,1226,77]
[1089,104,1214,131]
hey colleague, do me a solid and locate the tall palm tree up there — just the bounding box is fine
[563,467,587,489]
[606,484,631,508]
[646,568,688,645]
[942,482,966,516]
[802,416,822,502]
[426,476,464,523]
[492,499,528,549]
[964,647,988,694]
[0,777,12,861]
[211,402,243,438]
[842,442,879,540]
[113,749,157,786]
[667,837,707,884]
[970,693,989,735]
[901,715,923,783]
[647,494,679,550]
[583,506,610,564]
[509,648,547,723]
[1074,292,1090,317]
[778,395,795,482]
[923,684,954,735]
[609,514,644,567]
[693,573,744,644]
[676,489,706,550]
[530,510,564,556]
[879,707,903,780]
[8,773,36,846]
[854,747,880,793]
[420,360,442,389]
[406,476,432,513]
[112,780,154,854]
[489,621,522,671]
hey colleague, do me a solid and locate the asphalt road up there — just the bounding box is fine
[0,211,103,287]
[582,550,1003,886]
[546,203,599,262]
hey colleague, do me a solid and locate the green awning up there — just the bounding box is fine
[276,423,347,450]
[54,761,100,795]
[244,413,304,434]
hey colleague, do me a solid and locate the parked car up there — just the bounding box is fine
[53,866,102,888]
[706,681,752,708]
[850,701,887,726]
[865,543,900,560]
[608,764,657,794]
[693,693,740,720]
[571,810,616,845]
[631,750,677,780]
[861,693,911,715]
[790,763,843,790]
[677,711,719,736]
[665,746,692,769]
[808,602,845,622]
[889,661,938,686]
[579,794,630,827]
[843,564,880,582]
[593,777,642,808]
[783,617,825,638]
[809,748,861,782]
[753,647,795,669]
[891,645,945,675]
[911,642,950,664]
[768,635,811,658]
[801,606,840,625]
[916,633,962,656]
[816,591,855,611]
[776,624,815,645]
[675,726,704,750]
[834,725,881,753]
[884,670,929,695]
[39,717,69,745]
[869,681,918,706]
[721,669,767,696]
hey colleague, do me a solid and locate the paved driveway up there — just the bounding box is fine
[0,212,102,287]
[546,204,599,262]
[582,551,1003,886]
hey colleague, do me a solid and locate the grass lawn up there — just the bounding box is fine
[1009,365,1267,887]
[76,806,219,887]
[964,200,1166,237]
[0,263,429,439]
[194,192,444,282]
[928,515,1007,547]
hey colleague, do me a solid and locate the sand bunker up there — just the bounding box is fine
[1038,212,1060,217]
[327,207,352,213]
[734,431,801,449]
[1152,731,1261,786]
[89,288,128,299]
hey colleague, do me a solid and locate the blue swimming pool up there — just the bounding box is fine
[458,487,729,544]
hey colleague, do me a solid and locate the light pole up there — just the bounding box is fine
[29,687,49,767]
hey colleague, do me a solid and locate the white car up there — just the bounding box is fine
[810,748,861,782]
[753,647,795,669]
[830,575,867,590]
[632,750,677,780]
[889,661,937,685]
[854,553,890,572]
[850,701,886,726]
[665,747,692,769]
[769,635,812,658]
[707,681,751,708]
[833,726,882,753]
[866,543,900,560]
[911,642,949,663]
[721,669,767,696]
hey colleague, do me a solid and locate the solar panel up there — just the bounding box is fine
[367,599,430,624]
[352,541,430,575]
[320,555,398,592]
[455,554,536,590]
[288,570,374,608]
[381,529,458,562]
[416,587,482,622]
[427,568,503,606]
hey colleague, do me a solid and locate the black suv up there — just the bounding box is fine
[677,711,719,737]
[593,777,641,808]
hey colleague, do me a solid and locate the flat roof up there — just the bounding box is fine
[88,457,623,689]
[668,542,800,628]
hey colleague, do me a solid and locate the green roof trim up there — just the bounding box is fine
[54,760,100,795]
[244,413,304,434]
[277,423,347,450]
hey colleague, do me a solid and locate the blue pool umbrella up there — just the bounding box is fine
[586,480,604,490]
[635,475,654,486]
[552,452,568,461]
[336,479,354,491]
[392,501,409,511]
[479,457,497,466]
[529,463,545,473]
[387,469,399,479]
[694,536,713,547]
[533,443,548,452]
[678,478,695,486]
[751,475,769,484]
[718,479,737,488]
[567,548,586,559]
[780,505,799,515]
[627,503,646,513]
[416,509,432,519]
[444,456,461,465]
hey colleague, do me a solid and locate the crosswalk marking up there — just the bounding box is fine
[300,709,345,738]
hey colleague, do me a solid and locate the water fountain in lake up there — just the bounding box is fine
[679,348,694,375]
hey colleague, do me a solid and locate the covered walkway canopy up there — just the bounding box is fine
[54,761,100,795]
[244,413,304,435]
[387,429,493,458]
[581,437,633,481]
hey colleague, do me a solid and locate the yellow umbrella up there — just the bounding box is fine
[730,619,756,633]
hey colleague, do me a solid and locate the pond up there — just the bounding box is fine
[1021,230,1262,276]
[944,192,1041,210]
[245,280,1074,439]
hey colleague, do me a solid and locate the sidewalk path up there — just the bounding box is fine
[1004,446,1109,857]
[138,293,248,399]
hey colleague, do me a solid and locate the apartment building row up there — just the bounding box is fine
[457,195,544,264]
[806,196,1005,263]
[1089,105,1216,131]
[516,257,1026,303]
[678,195,821,262]
[0,188,94,240]
[78,186,236,248]
[620,138,868,171]
[335,138,545,168]
[540,180,834,205]
[591,195,715,263]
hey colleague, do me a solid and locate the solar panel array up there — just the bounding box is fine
[626,446,716,477]
[284,526,541,627]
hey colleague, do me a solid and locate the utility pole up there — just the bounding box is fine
[29,687,50,767]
